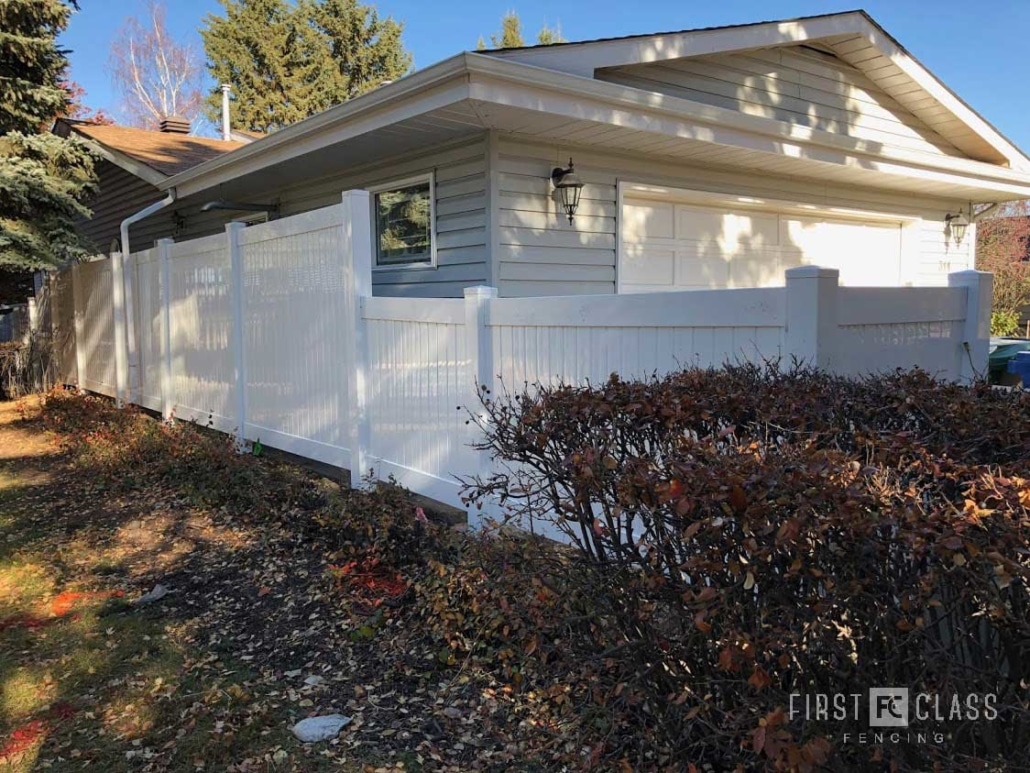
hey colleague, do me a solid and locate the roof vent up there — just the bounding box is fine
[158,116,190,134]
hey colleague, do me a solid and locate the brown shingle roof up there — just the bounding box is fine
[71,124,245,177]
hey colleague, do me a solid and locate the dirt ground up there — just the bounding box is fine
[0,398,524,772]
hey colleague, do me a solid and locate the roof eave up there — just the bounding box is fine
[70,129,169,186]
[160,53,476,196]
[156,48,1030,204]
[465,54,1030,199]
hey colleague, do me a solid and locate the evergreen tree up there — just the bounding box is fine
[300,0,411,107]
[490,11,524,48]
[536,22,565,45]
[202,0,411,134]
[0,0,98,270]
[479,12,566,49]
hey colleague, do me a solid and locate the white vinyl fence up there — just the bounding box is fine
[50,191,992,522]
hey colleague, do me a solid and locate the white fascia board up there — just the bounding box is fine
[484,12,1030,173]
[160,54,477,197]
[856,23,1030,172]
[482,11,871,76]
[464,55,1030,198]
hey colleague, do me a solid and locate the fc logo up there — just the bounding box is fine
[869,688,909,727]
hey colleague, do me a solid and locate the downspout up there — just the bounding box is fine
[114,189,177,407]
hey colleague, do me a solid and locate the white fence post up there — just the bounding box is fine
[341,190,373,487]
[157,238,174,420]
[948,269,993,384]
[111,250,128,406]
[71,262,86,392]
[123,252,138,404]
[784,266,839,371]
[464,285,498,525]
[227,222,247,445]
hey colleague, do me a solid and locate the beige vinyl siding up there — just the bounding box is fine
[78,162,165,254]
[267,135,488,296]
[493,135,972,297]
[596,46,966,162]
[111,136,489,298]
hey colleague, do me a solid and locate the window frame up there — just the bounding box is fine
[369,172,437,270]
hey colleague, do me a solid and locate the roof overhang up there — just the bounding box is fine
[485,10,1030,172]
[67,130,168,187]
[161,50,1030,206]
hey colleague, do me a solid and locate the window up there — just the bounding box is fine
[373,175,434,267]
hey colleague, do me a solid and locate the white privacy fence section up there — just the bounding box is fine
[165,232,235,431]
[49,194,993,521]
[835,286,968,377]
[130,247,162,410]
[238,207,351,466]
[72,258,117,397]
[487,288,786,387]
[362,297,474,502]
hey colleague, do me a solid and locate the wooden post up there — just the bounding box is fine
[464,285,498,527]
[341,190,373,487]
[784,266,839,371]
[227,222,247,446]
[157,239,174,420]
[948,269,993,384]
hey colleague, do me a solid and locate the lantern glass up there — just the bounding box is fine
[560,181,583,224]
[552,160,585,224]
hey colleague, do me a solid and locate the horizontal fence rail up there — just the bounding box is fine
[47,193,993,522]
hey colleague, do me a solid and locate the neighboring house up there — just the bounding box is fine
[84,11,1030,297]
[53,118,244,254]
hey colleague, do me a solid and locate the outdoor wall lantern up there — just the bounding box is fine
[551,158,584,225]
[945,209,969,245]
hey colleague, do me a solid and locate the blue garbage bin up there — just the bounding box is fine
[1008,351,1030,388]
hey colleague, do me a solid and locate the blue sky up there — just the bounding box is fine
[62,0,1030,148]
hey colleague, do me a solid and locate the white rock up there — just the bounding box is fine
[304,675,325,686]
[291,714,352,743]
[135,584,170,604]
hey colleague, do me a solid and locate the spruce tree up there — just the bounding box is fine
[0,0,98,270]
[300,0,411,107]
[490,11,524,48]
[202,0,411,134]
[479,13,566,49]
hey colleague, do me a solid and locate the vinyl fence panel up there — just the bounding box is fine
[130,248,163,411]
[75,258,117,397]
[487,288,786,388]
[239,206,351,466]
[363,298,471,504]
[167,233,235,431]
[44,200,992,527]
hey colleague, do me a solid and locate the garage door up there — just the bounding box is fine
[620,194,904,292]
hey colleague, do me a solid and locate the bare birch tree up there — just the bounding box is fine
[108,1,203,129]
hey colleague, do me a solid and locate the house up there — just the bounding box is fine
[84,10,1030,298]
[53,117,244,254]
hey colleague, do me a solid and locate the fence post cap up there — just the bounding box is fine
[464,285,498,299]
[785,265,840,280]
[947,269,992,284]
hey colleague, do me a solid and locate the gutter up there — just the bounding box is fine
[113,189,177,407]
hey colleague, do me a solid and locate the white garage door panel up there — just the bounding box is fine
[621,193,904,292]
[622,246,675,285]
